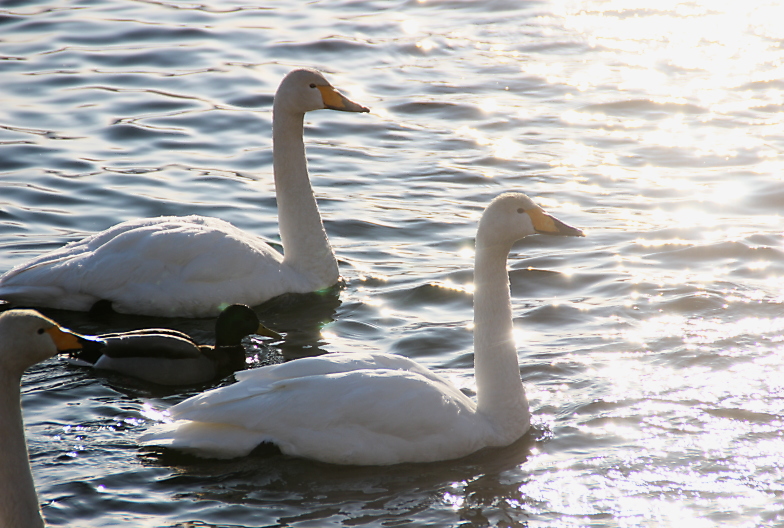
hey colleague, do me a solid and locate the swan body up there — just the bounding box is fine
[141,193,583,465]
[0,310,86,528]
[0,69,369,318]
[71,304,281,386]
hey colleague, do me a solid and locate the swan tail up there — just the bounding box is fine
[140,421,269,459]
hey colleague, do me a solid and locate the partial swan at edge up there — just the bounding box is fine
[0,309,86,528]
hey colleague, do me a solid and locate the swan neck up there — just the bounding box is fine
[0,372,45,528]
[473,240,527,422]
[272,106,338,286]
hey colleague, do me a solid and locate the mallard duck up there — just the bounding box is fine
[70,304,281,386]
[140,193,584,465]
[0,69,369,317]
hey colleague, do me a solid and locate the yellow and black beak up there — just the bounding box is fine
[316,85,369,113]
[527,207,584,237]
[45,325,104,353]
[256,323,283,340]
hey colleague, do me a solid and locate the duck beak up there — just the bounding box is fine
[317,85,369,113]
[256,323,283,340]
[45,326,105,353]
[527,207,584,237]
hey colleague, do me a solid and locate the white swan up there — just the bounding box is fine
[0,69,369,318]
[140,193,584,465]
[0,309,85,528]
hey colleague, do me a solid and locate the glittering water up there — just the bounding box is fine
[2,0,784,526]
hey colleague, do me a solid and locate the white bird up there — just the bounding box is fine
[0,309,86,528]
[140,193,584,465]
[0,69,369,318]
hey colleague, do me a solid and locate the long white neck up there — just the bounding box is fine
[0,371,46,528]
[473,237,529,428]
[272,106,339,287]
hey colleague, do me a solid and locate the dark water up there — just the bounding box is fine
[2,0,784,526]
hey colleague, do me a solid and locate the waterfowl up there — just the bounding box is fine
[0,69,369,318]
[70,304,281,386]
[0,309,86,528]
[140,193,584,465]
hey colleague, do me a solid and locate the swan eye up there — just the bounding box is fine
[37,328,45,335]
[517,208,525,214]
[309,83,317,89]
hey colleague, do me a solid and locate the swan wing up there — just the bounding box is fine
[232,351,439,383]
[142,367,482,465]
[166,352,456,415]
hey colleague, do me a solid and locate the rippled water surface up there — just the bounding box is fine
[2,0,784,526]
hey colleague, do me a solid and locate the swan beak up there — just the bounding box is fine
[317,85,369,113]
[45,326,105,353]
[528,208,584,237]
[256,323,283,340]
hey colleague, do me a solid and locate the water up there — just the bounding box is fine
[1,0,783,525]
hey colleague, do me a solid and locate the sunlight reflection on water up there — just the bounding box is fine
[1,0,783,526]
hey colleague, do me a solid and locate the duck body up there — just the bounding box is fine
[141,193,583,465]
[77,331,242,386]
[71,304,278,386]
[0,309,87,528]
[0,69,369,318]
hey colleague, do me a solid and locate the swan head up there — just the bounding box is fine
[0,309,87,375]
[274,69,369,115]
[477,192,584,249]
